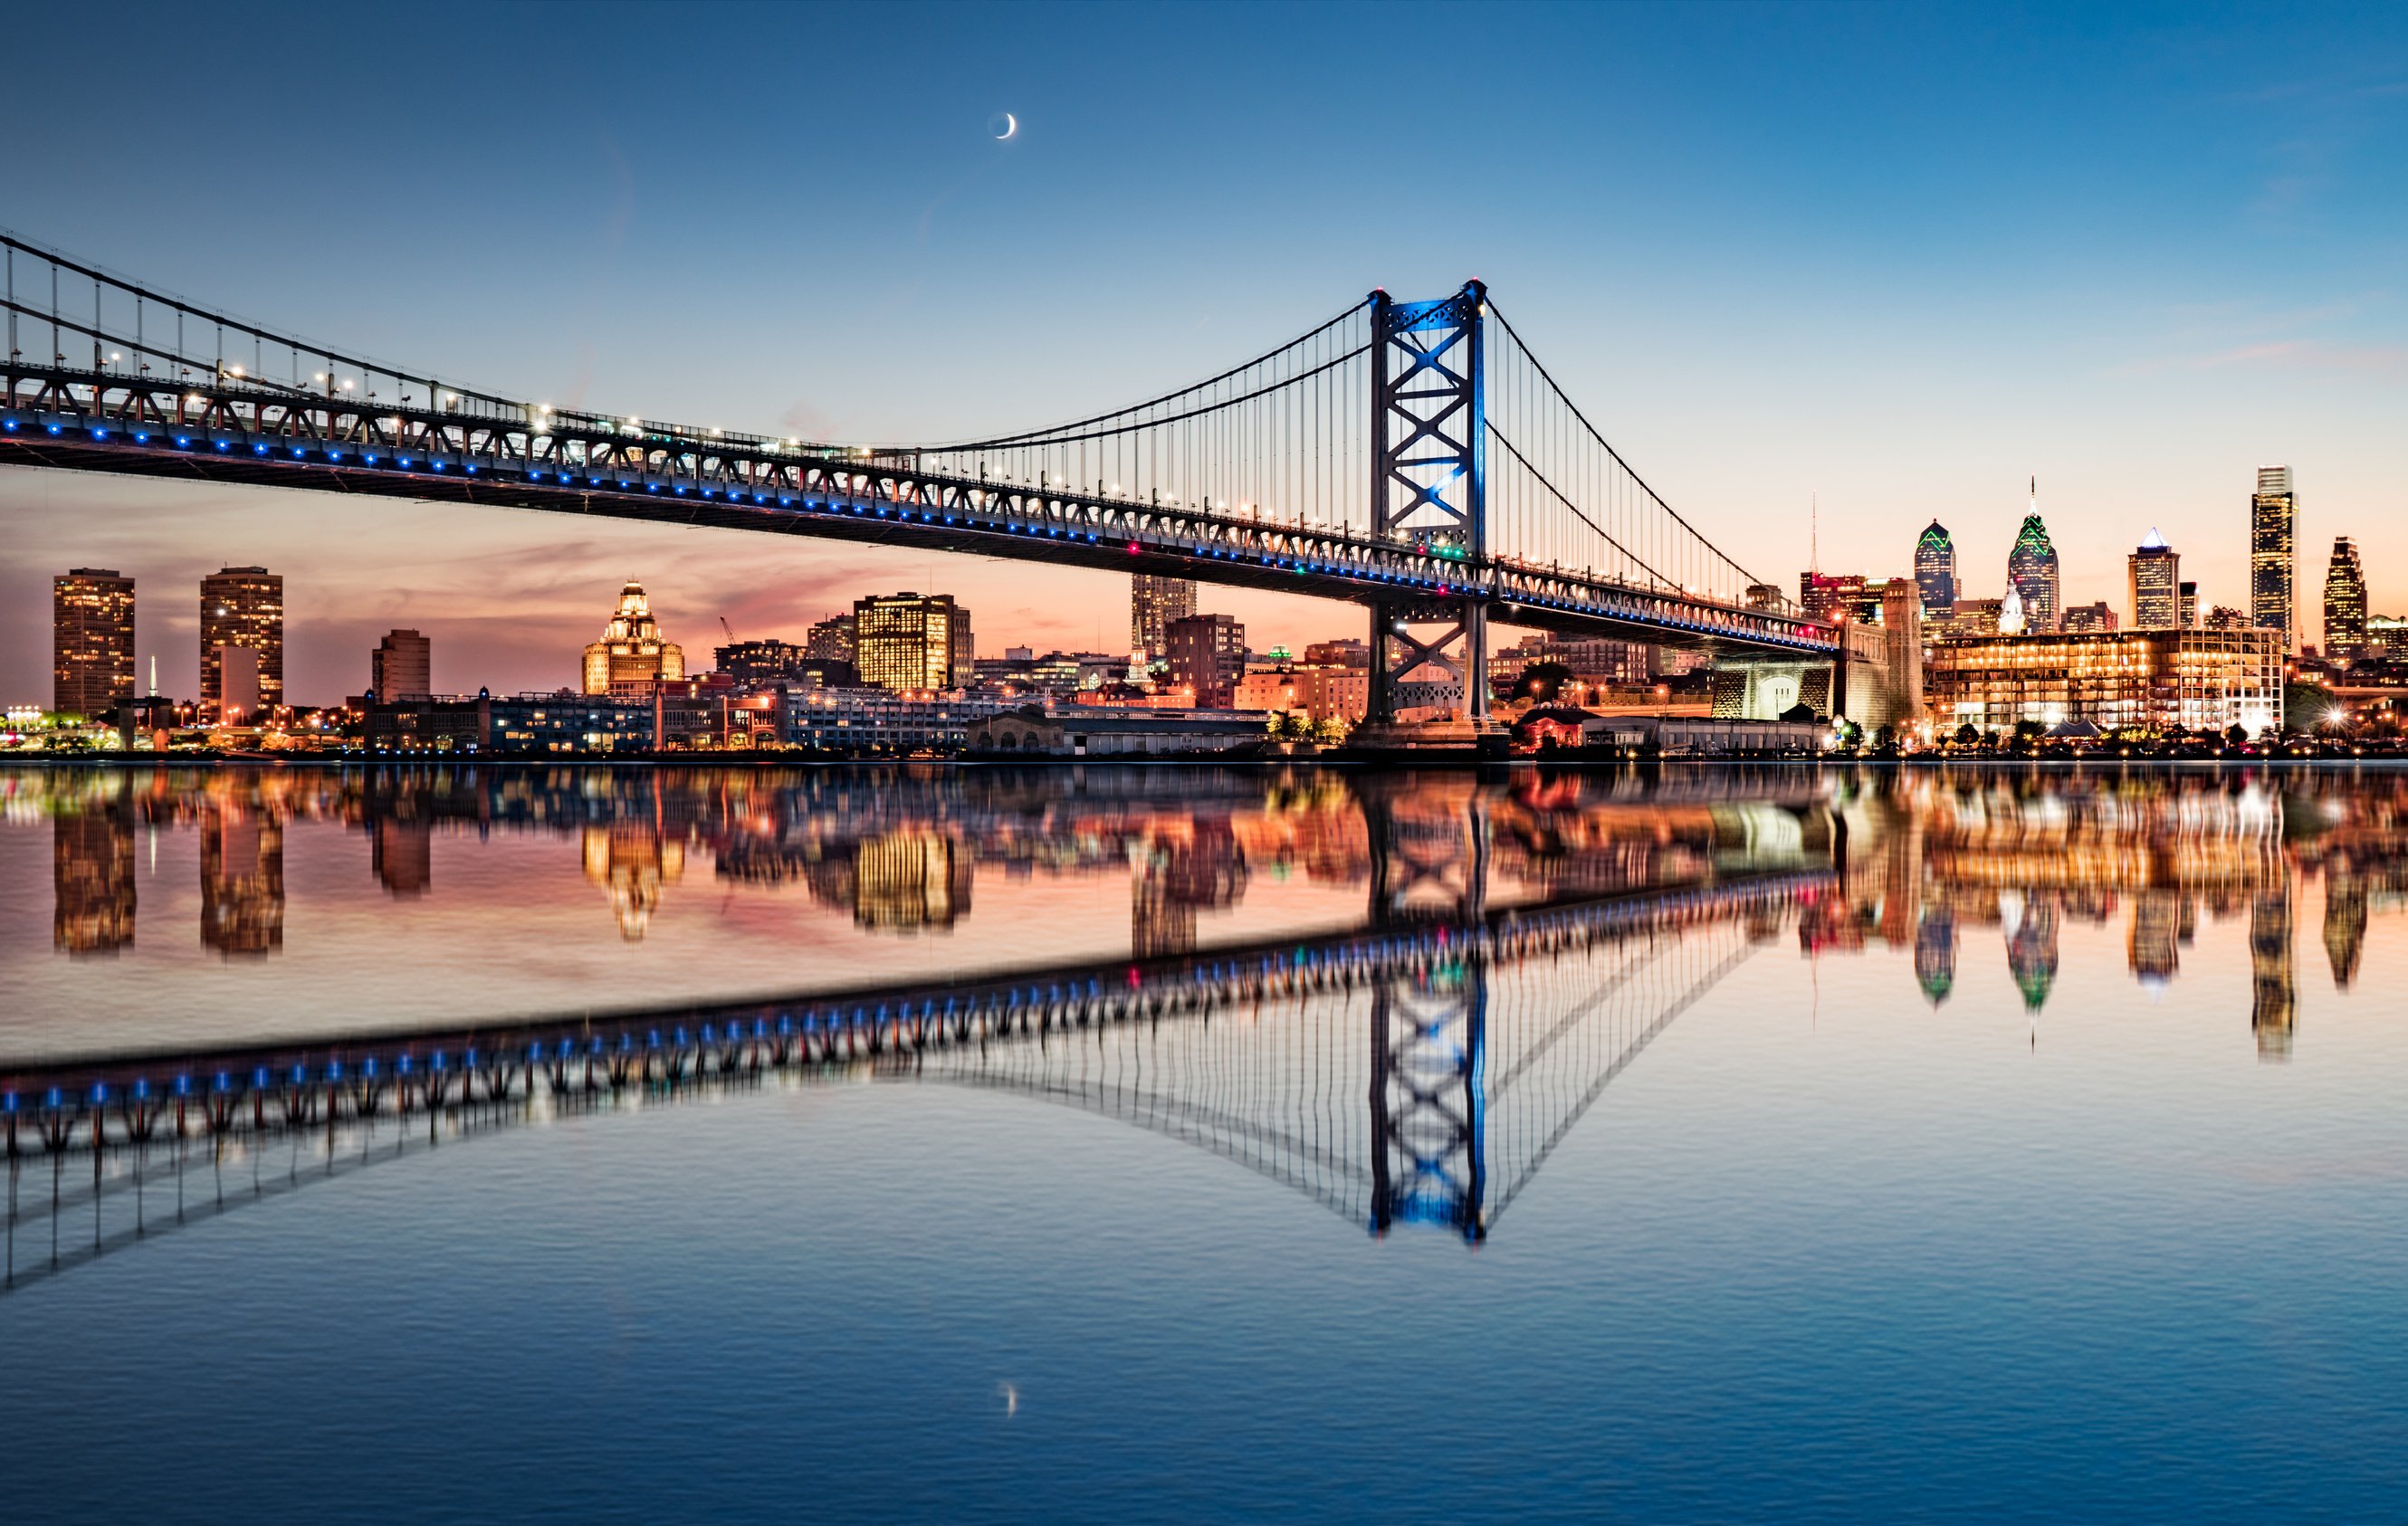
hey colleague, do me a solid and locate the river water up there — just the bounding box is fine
[3,763,2403,1521]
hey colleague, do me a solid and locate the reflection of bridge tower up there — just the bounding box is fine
[1361,777,1491,1240]
[2323,877,2366,989]
[200,800,283,957]
[2251,883,2296,1059]
[54,791,138,955]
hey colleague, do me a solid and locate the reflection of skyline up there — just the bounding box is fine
[582,823,685,941]
[53,802,136,956]
[200,804,282,958]
[2251,887,2296,1061]
[23,765,2408,1053]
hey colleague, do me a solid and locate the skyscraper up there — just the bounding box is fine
[1914,521,1957,620]
[1132,575,1196,659]
[2127,529,2180,629]
[200,566,283,719]
[2006,480,2060,634]
[2324,535,2367,661]
[854,592,974,691]
[53,567,136,719]
[372,629,433,699]
[2250,465,2296,652]
[1164,613,1246,707]
[2179,581,2199,629]
[582,582,684,694]
[804,614,855,663]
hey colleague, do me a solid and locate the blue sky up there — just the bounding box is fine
[5,0,2404,699]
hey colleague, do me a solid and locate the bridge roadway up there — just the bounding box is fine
[0,361,1832,659]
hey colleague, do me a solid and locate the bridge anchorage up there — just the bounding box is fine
[0,232,1847,747]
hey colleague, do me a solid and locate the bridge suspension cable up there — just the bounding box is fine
[900,300,1377,543]
[1484,300,1782,614]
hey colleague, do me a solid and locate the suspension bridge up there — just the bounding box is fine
[0,234,1836,740]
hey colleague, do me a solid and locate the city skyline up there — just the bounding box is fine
[4,5,2405,700]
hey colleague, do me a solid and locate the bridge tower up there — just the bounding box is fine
[1364,283,1491,742]
[1361,776,1491,1240]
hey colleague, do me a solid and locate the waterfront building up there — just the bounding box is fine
[1164,613,1247,708]
[1233,665,1371,725]
[2179,581,2199,629]
[2006,484,2059,633]
[2250,465,2297,652]
[2060,601,2117,634]
[1914,521,1957,621]
[804,614,855,663]
[2325,536,2367,661]
[200,566,282,719]
[2128,529,2180,628]
[1925,626,2282,736]
[582,582,684,695]
[1878,577,1925,727]
[1132,575,1197,658]
[854,592,973,691]
[965,704,1275,758]
[371,629,432,700]
[53,567,135,719]
[782,689,1018,752]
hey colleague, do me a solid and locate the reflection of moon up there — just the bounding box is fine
[998,1380,1019,1416]
[989,111,1017,140]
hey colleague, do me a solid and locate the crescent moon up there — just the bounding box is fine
[998,112,1018,140]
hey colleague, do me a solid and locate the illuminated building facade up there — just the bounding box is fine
[1926,626,2282,735]
[371,628,432,699]
[1164,613,1246,707]
[2060,601,2117,634]
[853,592,974,691]
[582,582,685,694]
[1914,521,1957,620]
[1131,575,1197,658]
[2179,581,2198,629]
[2128,529,2180,629]
[2324,535,2367,660]
[200,566,283,719]
[2006,500,2059,634]
[1946,597,2002,637]
[804,614,855,663]
[53,567,135,719]
[1799,571,1873,625]
[2250,465,2296,652]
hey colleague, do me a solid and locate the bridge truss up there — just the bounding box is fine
[0,233,1832,724]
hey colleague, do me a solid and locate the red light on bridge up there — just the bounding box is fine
[1127,541,1141,555]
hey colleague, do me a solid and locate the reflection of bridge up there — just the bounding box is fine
[2,234,1833,731]
[1,868,1820,1291]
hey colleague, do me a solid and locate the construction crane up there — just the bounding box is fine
[719,616,736,646]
